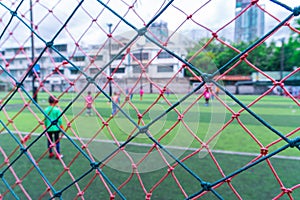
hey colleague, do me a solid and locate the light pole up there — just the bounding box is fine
[280,38,285,95]
[139,46,143,90]
[30,0,37,102]
[107,23,113,98]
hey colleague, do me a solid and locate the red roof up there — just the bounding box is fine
[190,75,251,81]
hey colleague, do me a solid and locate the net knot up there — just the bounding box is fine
[231,113,240,119]
[46,41,53,48]
[102,121,109,126]
[107,76,113,81]
[289,137,300,148]
[137,27,147,36]
[187,14,192,19]
[77,191,84,197]
[5,63,9,67]
[178,114,184,121]
[293,6,300,16]
[20,147,27,153]
[107,33,112,38]
[67,122,71,127]
[224,178,232,183]
[168,167,174,173]
[16,82,23,88]
[212,32,218,38]
[86,77,95,83]
[24,103,29,107]
[240,53,248,60]
[64,167,70,171]
[90,162,100,169]
[22,135,30,144]
[281,187,292,193]
[81,144,87,149]
[202,73,213,83]
[146,193,152,200]
[201,181,211,191]
[137,113,143,119]
[139,126,148,134]
[8,119,13,123]
[10,11,17,17]
[273,81,284,87]
[51,119,59,125]
[110,195,115,200]
[260,148,268,156]
[62,60,68,65]
[54,191,62,198]
[5,158,9,164]
[15,179,22,184]
[251,0,258,5]
[132,163,137,169]
[54,66,60,72]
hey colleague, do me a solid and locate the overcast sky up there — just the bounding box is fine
[1,0,299,48]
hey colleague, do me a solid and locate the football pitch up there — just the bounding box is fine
[1,92,300,199]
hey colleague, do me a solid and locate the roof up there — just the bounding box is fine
[190,75,252,81]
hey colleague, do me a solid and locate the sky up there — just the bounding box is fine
[0,0,299,48]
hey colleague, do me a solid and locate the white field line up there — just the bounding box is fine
[3,132,300,161]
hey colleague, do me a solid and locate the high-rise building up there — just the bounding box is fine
[234,0,265,43]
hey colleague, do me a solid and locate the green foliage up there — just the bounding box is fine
[185,25,300,77]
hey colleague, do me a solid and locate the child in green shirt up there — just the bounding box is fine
[44,95,63,159]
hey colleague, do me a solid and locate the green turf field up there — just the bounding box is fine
[1,92,300,199]
[1,92,299,156]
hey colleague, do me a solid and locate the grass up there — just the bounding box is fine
[1,133,300,199]
[1,92,299,156]
[1,92,300,199]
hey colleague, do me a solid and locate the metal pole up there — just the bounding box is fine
[280,38,284,95]
[107,23,113,98]
[140,47,143,90]
[30,0,37,102]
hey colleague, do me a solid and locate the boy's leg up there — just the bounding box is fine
[47,132,54,158]
[54,131,60,154]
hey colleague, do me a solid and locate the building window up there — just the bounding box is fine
[157,65,173,73]
[112,54,124,60]
[53,57,65,63]
[133,52,149,60]
[53,69,64,74]
[72,56,85,62]
[112,67,125,73]
[70,67,79,75]
[132,65,148,73]
[157,51,173,59]
[95,55,103,61]
[90,68,99,74]
[53,44,67,52]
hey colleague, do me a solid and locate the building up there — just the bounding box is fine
[234,0,265,43]
[0,23,194,94]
